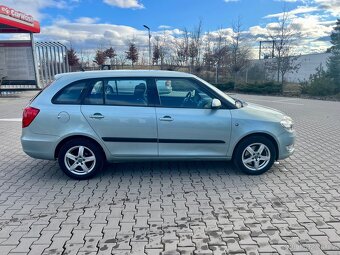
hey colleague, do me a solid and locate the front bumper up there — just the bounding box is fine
[277,130,296,160]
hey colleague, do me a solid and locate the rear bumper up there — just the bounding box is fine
[277,130,296,160]
[21,132,58,160]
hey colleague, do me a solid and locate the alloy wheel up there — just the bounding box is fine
[241,143,271,171]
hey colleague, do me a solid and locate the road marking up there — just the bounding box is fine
[0,118,21,122]
[275,98,299,102]
[246,98,304,106]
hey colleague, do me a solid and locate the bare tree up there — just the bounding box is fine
[195,20,204,66]
[266,8,301,85]
[187,20,204,73]
[152,36,164,66]
[213,29,230,83]
[203,32,214,71]
[227,17,250,84]
[116,54,127,68]
[175,28,190,66]
[188,40,198,72]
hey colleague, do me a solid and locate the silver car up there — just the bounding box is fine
[21,70,295,179]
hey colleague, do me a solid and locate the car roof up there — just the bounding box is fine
[54,70,195,80]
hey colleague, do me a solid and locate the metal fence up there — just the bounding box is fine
[35,42,70,87]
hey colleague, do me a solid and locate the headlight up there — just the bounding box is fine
[280,116,294,131]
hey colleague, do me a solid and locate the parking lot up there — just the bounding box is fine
[0,92,340,255]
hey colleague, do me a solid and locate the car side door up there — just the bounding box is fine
[154,78,232,158]
[81,78,158,158]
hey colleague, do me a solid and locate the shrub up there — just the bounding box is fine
[335,93,340,101]
[305,78,336,96]
[302,66,337,96]
[235,81,282,94]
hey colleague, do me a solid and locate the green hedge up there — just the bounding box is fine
[212,81,281,94]
[235,82,282,94]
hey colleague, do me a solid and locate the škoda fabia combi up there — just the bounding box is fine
[21,70,295,179]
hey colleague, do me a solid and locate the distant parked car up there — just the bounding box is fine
[21,70,295,179]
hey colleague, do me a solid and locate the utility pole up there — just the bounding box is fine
[259,40,275,59]
[143,25,151,66]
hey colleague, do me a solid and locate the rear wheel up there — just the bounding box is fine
[58,138,104,179]
[233,136,276,175]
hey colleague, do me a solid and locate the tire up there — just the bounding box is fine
[58,138,105,180]
[233,136,276,175]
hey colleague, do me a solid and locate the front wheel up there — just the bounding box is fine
[58,138,104,180]
[233,136,276,175]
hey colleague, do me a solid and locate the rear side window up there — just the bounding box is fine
[52,81,87,104]
[105,79,148,106]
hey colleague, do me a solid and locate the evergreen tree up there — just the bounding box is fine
[152,44,161,65]
[327,19,340,91]
[67,48,79,67]
[93,50,107,66]
[105,47,117,66]
[126,43,138,66]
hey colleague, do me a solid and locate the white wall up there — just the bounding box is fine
[251,53,331,83]
[285,53,330,82]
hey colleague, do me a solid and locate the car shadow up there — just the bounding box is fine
[99,160,242,179]
[28,159,284,186]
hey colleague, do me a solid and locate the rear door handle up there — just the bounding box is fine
[159,115,173,122]
[89,113,104,119]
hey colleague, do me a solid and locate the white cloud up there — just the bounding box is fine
[248,13,335,54]
[274,0,307,2]
[158,25,172,29]
[266,0,339,19]
[264,6,319,18]
[314,0,340,16]
[33,18,184,52]
[75,17,100,24]
[224,0,240,2]
[103,0,144,9]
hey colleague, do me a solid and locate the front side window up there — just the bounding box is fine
[105,79,148,106]
[53,81,87,104]
[156,78,213,109]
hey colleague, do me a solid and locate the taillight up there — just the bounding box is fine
[22,107,40,128]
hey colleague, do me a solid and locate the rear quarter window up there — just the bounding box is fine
[52,81,87,104]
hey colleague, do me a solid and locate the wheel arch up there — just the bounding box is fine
[54,135,107,161]
[232,132,279,161]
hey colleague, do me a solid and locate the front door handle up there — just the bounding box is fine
[89,113,104,119]
[159,115,173,122]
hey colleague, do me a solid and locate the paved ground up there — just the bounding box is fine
[0,92,340,255]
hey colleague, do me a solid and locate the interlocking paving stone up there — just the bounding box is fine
[0,93,340,254]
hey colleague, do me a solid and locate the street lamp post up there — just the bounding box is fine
[143,25,151,66]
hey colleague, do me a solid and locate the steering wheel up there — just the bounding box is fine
[181,91,193,107]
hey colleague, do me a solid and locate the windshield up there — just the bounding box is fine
[195,77,238,105]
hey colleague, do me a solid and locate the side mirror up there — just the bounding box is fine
[235,99,243,108]
[211,98,222,109]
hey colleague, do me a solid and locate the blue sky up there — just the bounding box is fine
[1,0,339,57]
[42,0,296,30]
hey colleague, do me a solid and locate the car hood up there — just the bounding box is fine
[236,102,286,122]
